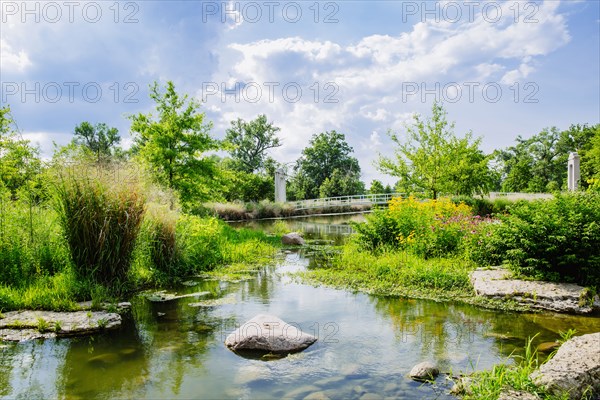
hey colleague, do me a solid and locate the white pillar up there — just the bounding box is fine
[275,168,286,202]
[568,152,580,191]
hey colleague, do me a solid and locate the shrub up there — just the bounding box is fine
[488,192,600,287]
[53,165,146,290]
[354,196,482,258]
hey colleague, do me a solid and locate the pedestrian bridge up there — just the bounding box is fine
[289,192,552,211]
[290,193,403,211]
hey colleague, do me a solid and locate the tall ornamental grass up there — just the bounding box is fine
[53,165,146,290]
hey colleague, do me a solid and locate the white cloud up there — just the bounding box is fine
[0,39,32,73]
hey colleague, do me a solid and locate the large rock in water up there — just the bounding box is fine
[282,232,305,246]
[530,332,600,399]
[409,362,439,381]
[225,314,316,354]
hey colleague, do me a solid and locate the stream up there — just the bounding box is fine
[2,215,600,399]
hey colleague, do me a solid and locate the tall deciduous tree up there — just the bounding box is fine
[225,114,281,173]
[129,81,219,207]
[73,121,121,162]
[0,106,41,196]
[291,130,363,199]
[377,102,493,199]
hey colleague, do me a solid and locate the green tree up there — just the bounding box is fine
[225,114,281,173]
[319,169,366,198]
[291,130,363,199]
[0,106,41,196]
[377,102,493,199]
[497,124,599,192]
[73,121,121,162]
[129,81,219,207]
[369,179,385,194]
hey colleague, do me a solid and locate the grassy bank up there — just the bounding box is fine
[0,166,281,312]
[294,242,528,311]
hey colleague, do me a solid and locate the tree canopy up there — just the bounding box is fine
[73,121,121,162]
[291,130,364,199]
[0,106,41,196]
[129,81,220,207]
[377,102,493,199]
[225,114,281,173]
[496,124,599,192]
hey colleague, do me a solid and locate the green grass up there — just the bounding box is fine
[295,242,532,311]
[295,242,474,304]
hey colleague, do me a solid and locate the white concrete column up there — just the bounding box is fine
[275,168,286,202]
[568,152,580,191]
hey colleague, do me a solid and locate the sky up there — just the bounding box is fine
[1,0,599,186]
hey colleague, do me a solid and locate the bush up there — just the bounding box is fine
[484,192,600,287]
[450,195,512,216]
[354,196,483,258]
[53,165,146,290]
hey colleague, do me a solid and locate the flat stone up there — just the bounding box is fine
[470,267,600,314]
[0,310,121,341]
[498,390,538,400]
[144,290,211,302]
[531,332,600,399]
[225,314,317,354]
[409,361,439,381]
[282,232,305,246]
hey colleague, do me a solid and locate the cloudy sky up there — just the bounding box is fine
[1,0,599,185]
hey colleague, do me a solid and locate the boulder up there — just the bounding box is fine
[225,314,316,354]
[282,232,305,246]
[470,267,600,314]
[409,361,439,381]
[530,332,600,399]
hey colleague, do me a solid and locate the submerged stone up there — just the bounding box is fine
[409,361,439,382]
[225,314,317,354]
[144,290,211,302]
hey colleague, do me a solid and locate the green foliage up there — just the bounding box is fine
[219,166,274,202]
[368,180,385,194]
[474,192,600,288]
[53,164,146,290]
[450,195,512,216]
[73,121,121,163]
[225,114,281,173]
[298,242,474,300]
[318,168,366,198]
[0,106,42,197]
[291,130,363,200]
[377,102,494,199]
[497,124,599,192]
[130,81,220,208]
[353,196,485,258]
[0,183,71,288]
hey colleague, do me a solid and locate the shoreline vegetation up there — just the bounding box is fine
[0,163,281,313]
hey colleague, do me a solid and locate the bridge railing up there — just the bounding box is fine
[291,193,405,210]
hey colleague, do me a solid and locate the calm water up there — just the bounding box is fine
[2,216,600,399]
